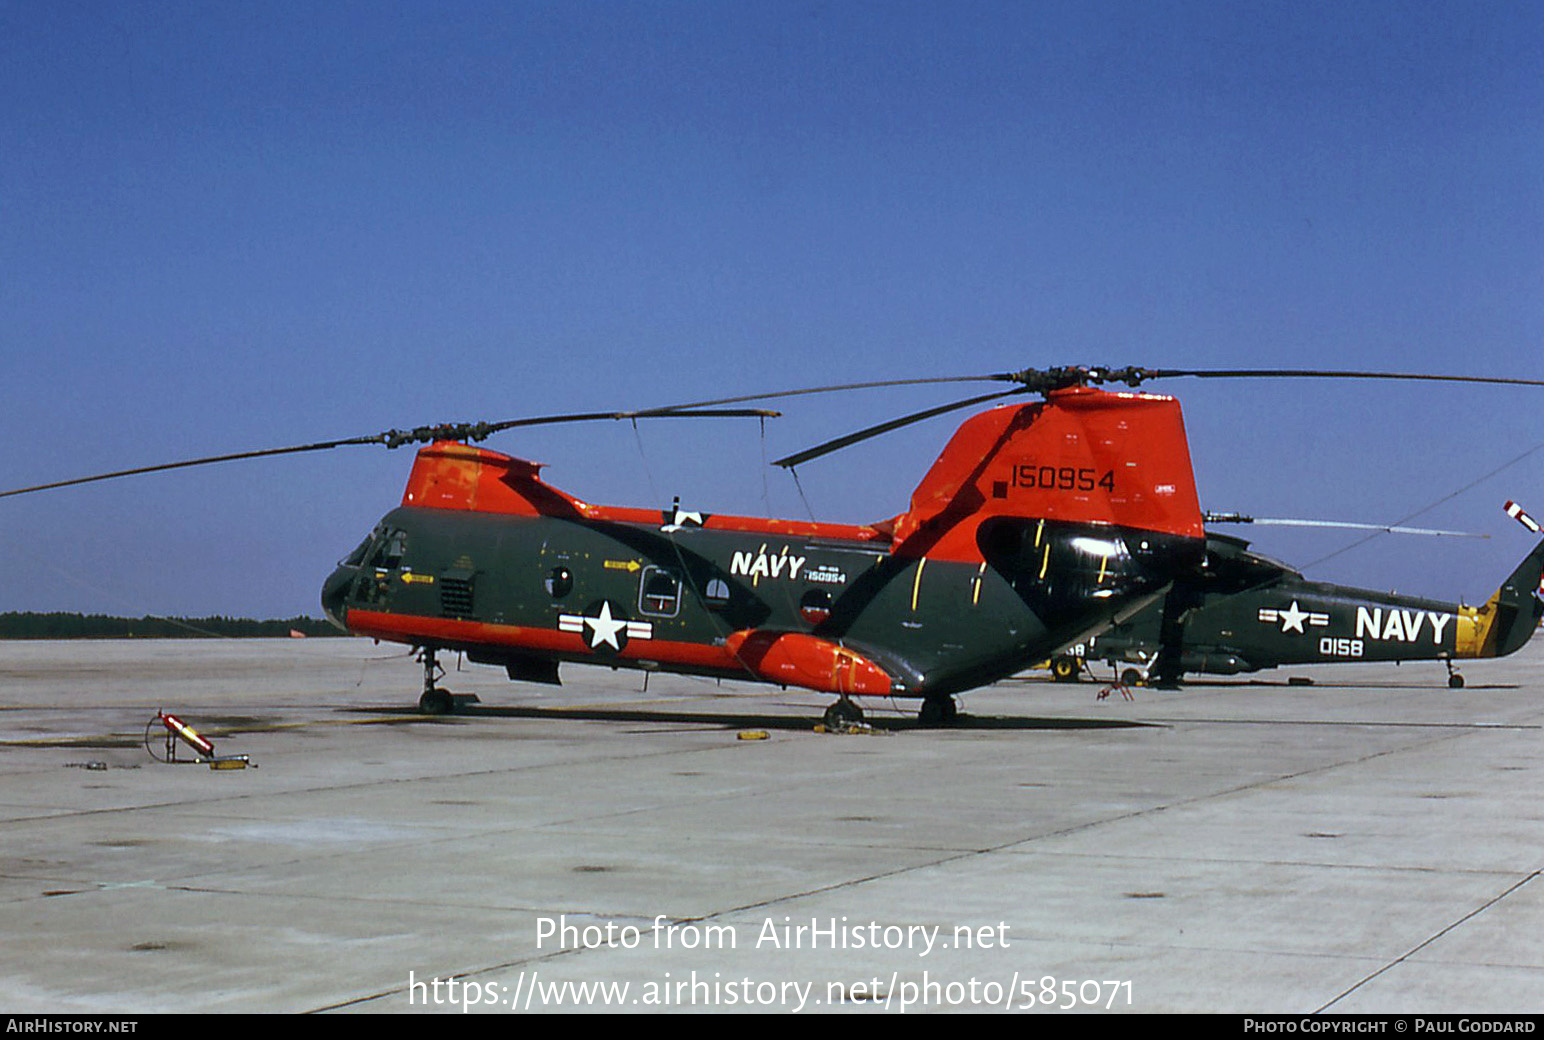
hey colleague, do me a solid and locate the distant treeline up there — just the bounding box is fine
[0,613,346,639]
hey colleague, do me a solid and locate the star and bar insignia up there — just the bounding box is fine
[559,601,653,652]
[1257,601,1329,634]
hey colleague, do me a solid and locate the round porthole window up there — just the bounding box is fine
[545,567,573,598]
[800,588,832,626]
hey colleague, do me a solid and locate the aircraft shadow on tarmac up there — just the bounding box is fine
[345,704,1156,733]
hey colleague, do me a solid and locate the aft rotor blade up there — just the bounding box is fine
[0,407,780,500]
[773,389,1027,469]
[602,366,1544,467]
[1202,513,1486,538]
[1141,369,1544,390]
[657,366,1544,407]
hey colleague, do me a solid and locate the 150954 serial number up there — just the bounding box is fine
[1009,464,1115,493]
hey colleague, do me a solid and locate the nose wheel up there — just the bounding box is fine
[417,647,454,715]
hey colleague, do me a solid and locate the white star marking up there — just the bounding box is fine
[662,508,704,533]
[1277,601,1309,634]
[583,602,629,651]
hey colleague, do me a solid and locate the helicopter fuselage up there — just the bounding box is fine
[320,388,1209,706]
[322,503,1193,699]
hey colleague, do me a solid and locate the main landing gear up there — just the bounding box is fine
[1444,659,1466,689]
[417,647,454,715]
[822,696,864,729]
[917,696,958,727]
[820,694,961,728]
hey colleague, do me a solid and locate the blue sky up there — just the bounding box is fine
[2,1,1542,618]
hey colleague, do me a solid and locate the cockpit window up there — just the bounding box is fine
[341,536,373,568]
[368,529,408,570]
[340,524,386,567]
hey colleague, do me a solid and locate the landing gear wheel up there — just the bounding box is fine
[823,697,864,729]
[419,688,453,715]
[1050,656,1081,682]
[1120,667,1144,687]
[416,646,454,715]
[918,697,958,727]
[1448,673,1465,689]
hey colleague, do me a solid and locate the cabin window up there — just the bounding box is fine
[638,566,682,618]
[545,567,573,598]
[800,588,832,626]
[703,577,731,607]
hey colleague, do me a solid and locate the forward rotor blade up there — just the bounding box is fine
[656,374,1017,412]
[773,389,1027,469]
[479,407,779,435]
[0,407,780,500]
[0,437,384,500]
[1202,513,1486,538]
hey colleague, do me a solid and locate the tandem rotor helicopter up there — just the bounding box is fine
[6,365,1544,727]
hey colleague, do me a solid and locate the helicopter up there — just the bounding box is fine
[1047,504,1544,690]
[7,366,1544,727]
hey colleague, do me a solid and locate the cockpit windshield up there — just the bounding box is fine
[340,523,408,569]
[339,528,379,567]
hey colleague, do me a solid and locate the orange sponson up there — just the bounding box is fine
[725,631,893,695]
